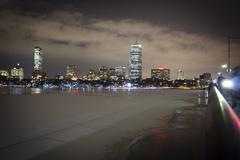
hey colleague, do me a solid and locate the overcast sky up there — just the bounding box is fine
[0,0,240,79]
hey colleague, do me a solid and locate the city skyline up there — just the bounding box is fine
[0,0,240,79]
[0,45,211,80]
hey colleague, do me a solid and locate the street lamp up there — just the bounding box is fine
[227,37,240,73]
[221,64,228,69]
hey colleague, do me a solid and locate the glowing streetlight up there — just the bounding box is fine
[222,79,234,89]
[221,64,228,69]
[227,37,240,73]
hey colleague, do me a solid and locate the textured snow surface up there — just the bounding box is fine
[0,89,200,160]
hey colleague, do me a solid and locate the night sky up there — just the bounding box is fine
[0,0,240,79]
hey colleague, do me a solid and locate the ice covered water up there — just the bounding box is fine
[0,88,203,160]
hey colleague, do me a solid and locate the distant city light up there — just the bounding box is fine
[71,76,78,81]
[127,83,132,88]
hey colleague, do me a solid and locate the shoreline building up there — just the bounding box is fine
[98,66,109,81]
[32,46,47,83]
[66,65,78,80]
[177,69,185,80]
[10,63,24,81]
[0,70,9,78]
[85,66,126,81]
[115,66,126,80]
[86,69,99,81]
[129,41,142,80]
[0,70,9,84]
[151,67,170,80]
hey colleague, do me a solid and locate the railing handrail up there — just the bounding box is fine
[206,85,240,159]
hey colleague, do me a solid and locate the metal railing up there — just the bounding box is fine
[206,85,240,159]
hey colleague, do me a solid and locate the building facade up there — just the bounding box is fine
[85,66,126,81]
[177,69,185,80]
[0,70,9,78]
[129,42,142,80]
[66,65,78,80]
[10,63,24,80]
[32,47,47,83]
[115,66,126,80]
[98,66,108,81]
[151,68,170,80]
[86,69,99,81]
[34,47,43,71]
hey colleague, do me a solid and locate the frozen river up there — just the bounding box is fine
[0,88,206,160]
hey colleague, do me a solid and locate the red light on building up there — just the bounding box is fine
[71,76,78,81]
[159,67,165,70]
[151,68,170,80]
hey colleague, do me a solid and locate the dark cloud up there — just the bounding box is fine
[0,0,240,79]
[1,0,240,37]
[48,39,69,46]
[75,42,92,48]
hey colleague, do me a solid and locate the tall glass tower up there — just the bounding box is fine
[34,47,43,71]
[129,41,142,80]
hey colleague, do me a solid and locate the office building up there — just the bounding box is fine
[109,67,117,80]
[10,63,24,80]
[0,70,9,78]
[129,41,142,80]
[32,47,47,83]
[151,67,170,80]
[87,69,99,81]
[115,66,126,80]
[66,65,78,80]
[98,66,108,80]
[177,69,185,80]
[34,46,43,71]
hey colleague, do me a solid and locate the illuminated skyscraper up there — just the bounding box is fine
[129,41,142,80]
[34,47,43,71]
[151,67,170,80]
[177,69,185,80]
[32,47,47,83]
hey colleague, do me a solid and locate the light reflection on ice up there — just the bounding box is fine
[31,88,42,94]
[0,87,201,96]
